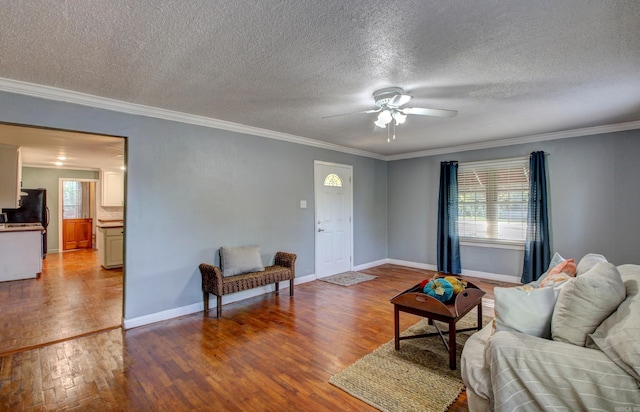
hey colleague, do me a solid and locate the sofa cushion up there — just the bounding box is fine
[576,253,607,275]
[552,262,625,346]
[494,285,560,338]
[487,330,640,410]
[220,245,265,277]
[587,264,640,381]
[460,324,493,404]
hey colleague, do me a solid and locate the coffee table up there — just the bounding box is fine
[390,278,485,370]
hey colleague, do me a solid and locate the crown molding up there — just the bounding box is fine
[2,77,639,163]
[386,120,640,161]
[0,77,386,161]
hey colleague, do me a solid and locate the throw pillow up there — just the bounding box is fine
[539,272,572,288]
[220,245,265,277]
[576,253,607,275]
[533,252,568,287]
[548,259,577,277]
[493,285,560,339]
[551,262,625,346]
[539,259,576,287]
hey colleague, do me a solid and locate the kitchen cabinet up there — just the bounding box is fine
[101,170,124,207]
[98,226,123,269]
[0,227,43,282]
[0,144,22,209]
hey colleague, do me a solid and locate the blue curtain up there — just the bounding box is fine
[522,151,551,283]
[437,161,461,274]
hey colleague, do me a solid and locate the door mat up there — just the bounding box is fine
[319,271,377,286]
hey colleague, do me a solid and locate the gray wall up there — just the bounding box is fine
[21,167,99,253]
[4,89,638,316]
[0,91,388,319]
[388,130,640,280]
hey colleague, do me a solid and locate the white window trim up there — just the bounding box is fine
[460,237,525,250]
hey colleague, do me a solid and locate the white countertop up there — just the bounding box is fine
[97,219,124,228]
[97,223,124,228]
[0,224,45,233]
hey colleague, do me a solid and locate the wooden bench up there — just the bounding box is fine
[199,251,296,318]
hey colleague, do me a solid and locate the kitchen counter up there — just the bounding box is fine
[97,222,123,228]
[0,224,45,232]
[97,219,123,228]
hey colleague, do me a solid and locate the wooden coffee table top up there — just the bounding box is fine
[390,279,485,322]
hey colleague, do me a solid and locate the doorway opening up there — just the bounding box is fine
[0,122,125,356]
[60,179,97,251]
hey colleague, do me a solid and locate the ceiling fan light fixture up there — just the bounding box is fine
[378,109,392,123]
[375,109,392,128]
[393,111,407,125]
[374,118,387,128]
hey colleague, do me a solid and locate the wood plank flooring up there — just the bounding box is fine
[0,249,122,356]
[0,260,517,411]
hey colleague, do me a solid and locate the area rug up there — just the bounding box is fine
[329,313,491,412]
[319,271,377,286]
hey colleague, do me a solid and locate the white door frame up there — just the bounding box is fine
[314,160,354,277]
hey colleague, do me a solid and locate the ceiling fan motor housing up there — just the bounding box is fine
[373,87,409,108]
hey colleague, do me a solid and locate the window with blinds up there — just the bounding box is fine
[458,157,530,243]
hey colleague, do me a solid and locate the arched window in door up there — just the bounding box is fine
[323,173,343,187]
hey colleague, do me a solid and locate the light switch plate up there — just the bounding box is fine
[300,200,307,208]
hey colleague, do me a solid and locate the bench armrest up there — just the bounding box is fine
[274,252,296,277]
[199,263,224,296]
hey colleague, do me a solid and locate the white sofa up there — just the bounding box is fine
[461,256,640,411]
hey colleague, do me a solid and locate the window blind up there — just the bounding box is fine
[458,157,530,242]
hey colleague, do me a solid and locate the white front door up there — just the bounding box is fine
[314,161,353,278]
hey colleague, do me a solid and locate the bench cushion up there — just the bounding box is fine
[221,265,293,295]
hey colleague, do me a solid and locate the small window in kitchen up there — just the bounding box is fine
[62,181,91,219]
[324,173,343,187]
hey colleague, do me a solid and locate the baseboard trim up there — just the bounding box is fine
[460,268,522,284]
[387,258,437,271]
[386,258,521,284]
[121,261,516,330]
[123,274,317,329]
[353,259,388,271]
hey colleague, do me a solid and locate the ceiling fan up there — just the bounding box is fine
[323,87,458,141]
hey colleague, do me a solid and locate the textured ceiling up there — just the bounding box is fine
[1,0,640,159]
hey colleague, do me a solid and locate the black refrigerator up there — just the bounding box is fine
[2,188,50,257]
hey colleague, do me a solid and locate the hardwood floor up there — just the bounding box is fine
[0,262,516,411]
[0,249,122,356]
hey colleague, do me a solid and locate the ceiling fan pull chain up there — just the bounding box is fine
[392,119,396,140]
[387,124,391,142]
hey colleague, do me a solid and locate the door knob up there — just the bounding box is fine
[318,228,325,232]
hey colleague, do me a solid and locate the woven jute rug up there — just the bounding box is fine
[330,313,490,412]
[319,271,377,286]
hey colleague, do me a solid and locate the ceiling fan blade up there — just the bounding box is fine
[389,94,412,107]
[321,108,380,119]
[402,107,458,117]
